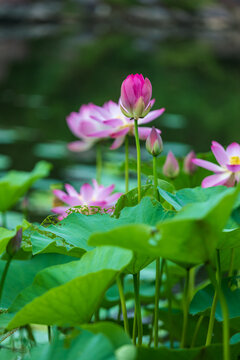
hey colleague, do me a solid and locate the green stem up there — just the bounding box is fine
[1,212,7,228]
[206,251,230,360]
[132,308,137,345]
[96,143,102,184]
[154,257,160,348]
[189,267,195,301]
[47,326,51,343]
[133,272,143,346]
[180,268,190,348]
[165,261,174,348]
[228,248,235,277]
[216,250,230,360]
[117,275,129,335]
[134,119,141,203]
[153,156,159,200]
[206,248,221,346]
[0,257,12,305]
[125,135,129,193]
[205,291,218,345]
[191,315,204,347]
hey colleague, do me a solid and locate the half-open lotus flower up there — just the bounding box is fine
[192,141,240,188]
[120,74,154,119]
[52,180,122,220]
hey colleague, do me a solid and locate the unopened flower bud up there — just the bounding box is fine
[184,151,197,175]
[120,74,153,119]
[163,151,180,178]
[146,127,163,157]
[6,228,22,257]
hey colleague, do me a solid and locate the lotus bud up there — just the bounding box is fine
[6,228,22,257]
[184,151,197,175]
[163,151,180,178]
[120,74,153,119]
[146,127,163,157]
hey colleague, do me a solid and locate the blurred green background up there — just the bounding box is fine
[0,0,239,177]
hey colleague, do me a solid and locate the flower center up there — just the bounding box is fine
[230,156,240,165]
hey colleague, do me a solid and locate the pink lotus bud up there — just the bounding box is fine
[163,151,180,178]
[6,228,22,257]
[120,74,153,119]
[184,151,197,175]
[146,127,163,157]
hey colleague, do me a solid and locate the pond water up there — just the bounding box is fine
[0,2,240,194]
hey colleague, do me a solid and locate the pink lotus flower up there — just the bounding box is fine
[52,180,122,220]
[66,104,113,152]
[163,151,180,178]
[67,100,164,151]
[184,151,197,175]
[192,141,240,188]
[146,126,163,157]
[120,74,154,119]
[87,100,164,150]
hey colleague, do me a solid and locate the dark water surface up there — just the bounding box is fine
[0,2,240,181]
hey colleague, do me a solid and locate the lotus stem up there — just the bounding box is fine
[180,268,190,348]
[133,272,143,345]
[191,315,204,347]
[153,156,159,200]
[125,135,129,193]
[117,275,129,335]
[165,261,174,348]
[154,257,160,348]
[228,248,235,277]
[134,119,141,203]
[132,308,137,345]
[205,291,218,346]
[206,250,230,360]
[0,257,12,305]
[47,326,51,343]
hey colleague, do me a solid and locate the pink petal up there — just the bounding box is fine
[226,142,240,157]
[202,172,232,188]
[96,184,115,199]
[110,136,125,150]
[65,184,79,197]
[63,196,82,206]
[137,127,161,140]
[66,112,81,137]
[87,129,112,138]
[226,164,240,172]
[80,183,94,202]
[192,159,224,173]
[102,119,124,127]
[105,193,122,205]
[88,200,106,207]
[80,120,100,136]
[53,189,67,202]
[138,108,165,125]
[92,179,99,189]
[211,141,229,166]
[68,141,93,152]
[51,206,69,215]
[110,128,129,138]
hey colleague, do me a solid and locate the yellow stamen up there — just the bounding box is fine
[230,156,240,165]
